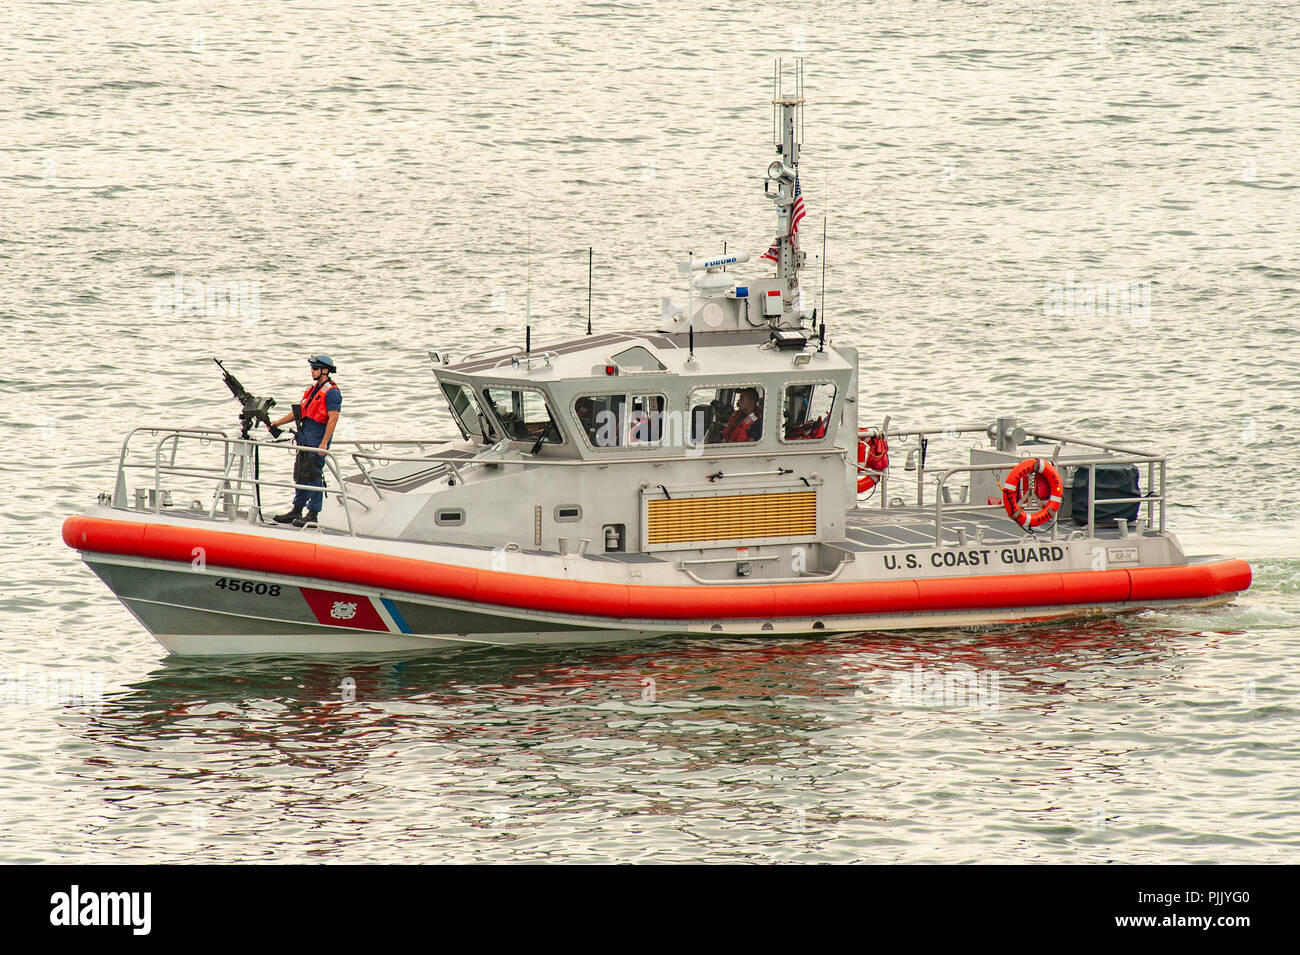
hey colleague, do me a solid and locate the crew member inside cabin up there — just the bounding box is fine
[715,387,763,443]
[784,388,827,440]
[575,397,601,444]
[270,354,341,527]
[626,396,664,444]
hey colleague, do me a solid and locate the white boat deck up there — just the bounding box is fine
[841,505,1128,552]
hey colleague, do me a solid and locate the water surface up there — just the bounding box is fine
[2,0,1297,863]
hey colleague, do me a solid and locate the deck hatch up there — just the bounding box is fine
[646,490,816,546]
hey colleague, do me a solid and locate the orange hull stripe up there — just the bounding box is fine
[63,516,1252,622]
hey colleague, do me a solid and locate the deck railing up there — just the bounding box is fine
[109,427,845,538]
[858,422,1166,545]
[109,420,1167,548]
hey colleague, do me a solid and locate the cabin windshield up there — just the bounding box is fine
[483,386,563,444]
[440,381,496,441]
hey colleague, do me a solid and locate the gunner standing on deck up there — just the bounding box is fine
[270,354,341,527]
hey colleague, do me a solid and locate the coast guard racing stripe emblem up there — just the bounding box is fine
[300,587,389,631]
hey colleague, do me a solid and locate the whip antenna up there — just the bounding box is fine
[525,219,532,354]
[686,249,694,359]
[820,214,827,343]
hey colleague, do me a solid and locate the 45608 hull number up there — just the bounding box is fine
[214,578,281,597]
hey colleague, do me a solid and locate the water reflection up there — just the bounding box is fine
[80,617,1206,755]
[51,612,1265,863]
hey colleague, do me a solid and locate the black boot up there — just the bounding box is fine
[293,510,319,527]
[273,506,303,525]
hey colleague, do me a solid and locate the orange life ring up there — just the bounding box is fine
[857,433,889,493]
[1001,458,1063,530]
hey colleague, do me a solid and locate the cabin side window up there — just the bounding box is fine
[688,385,765,445]
[483,387,563,444]
[574,394,666,448]
[782,382,836,441]
[440,381,495,441]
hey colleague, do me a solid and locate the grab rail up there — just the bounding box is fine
[111,425,850,541]
[115,429,365,535]
[928,457,1166,546]
[110,418,1172,552]
[864,421,1167,544]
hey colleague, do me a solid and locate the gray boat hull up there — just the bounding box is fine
[83,554,1234,656]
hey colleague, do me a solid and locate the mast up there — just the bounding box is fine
[669,62,807,336]
[768,58,805,327]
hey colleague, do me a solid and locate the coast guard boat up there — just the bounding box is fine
[63,65,1250,655]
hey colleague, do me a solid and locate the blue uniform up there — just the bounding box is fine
[293,380,341,512]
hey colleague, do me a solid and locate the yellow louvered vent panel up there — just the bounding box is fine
[647,490,817,545]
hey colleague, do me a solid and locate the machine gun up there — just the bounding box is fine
[214,358,284,440]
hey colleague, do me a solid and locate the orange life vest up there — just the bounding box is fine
[788,416,827,440]
[301,379,340,424]
[723,411,759,443]
[857,433,889,493]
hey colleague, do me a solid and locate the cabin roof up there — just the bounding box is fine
[441,328,848,386]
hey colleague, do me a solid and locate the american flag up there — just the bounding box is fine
[760,174,807,262]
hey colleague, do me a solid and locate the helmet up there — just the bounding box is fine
[308,354,336,373]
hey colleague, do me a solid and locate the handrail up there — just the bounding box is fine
[929,455,1166,546]
[676,557,852,586]
[116,426,229,506]
[874,422,1158,460]
[112,429,511,538]
[492,350,560,370]
[346,442,845,469]
[868,422,1166,521]
[677,553,782,567]
[110,419,1175,554]
[350,452,388,500]
[125,431,363,535]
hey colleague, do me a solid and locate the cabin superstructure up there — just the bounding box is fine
[376,326,859,573]
[350,61,852,574]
